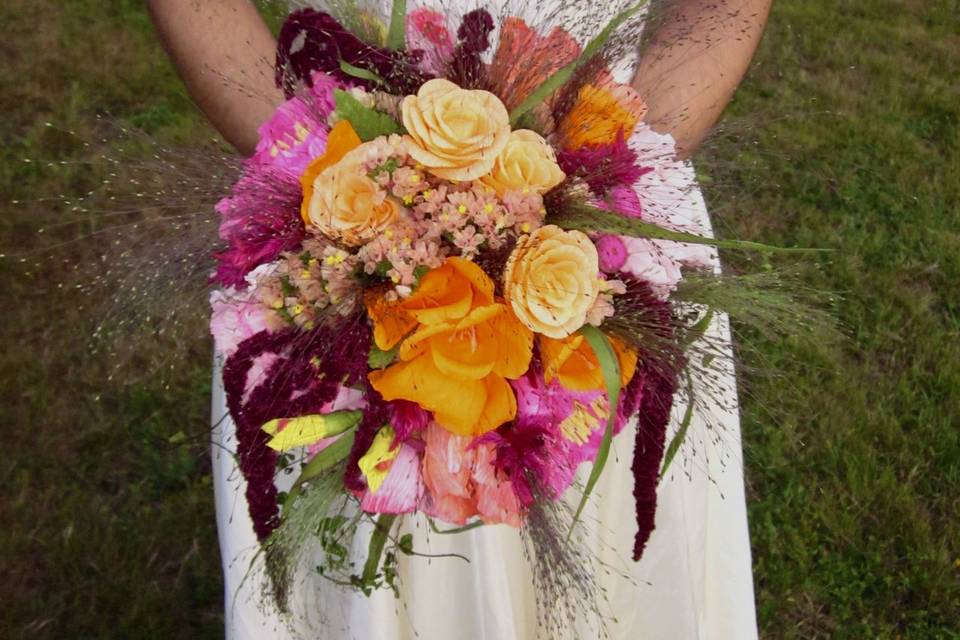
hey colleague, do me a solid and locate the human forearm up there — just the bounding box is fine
[632,0,772,157]
[147,0,283,155]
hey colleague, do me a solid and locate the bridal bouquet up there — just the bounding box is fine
[209,0,815,604]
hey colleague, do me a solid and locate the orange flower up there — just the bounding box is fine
[300,120,362,225]
[368,258,534,436]
[539,332,638,392]
[559,78,648,149]
[365,291,417,352]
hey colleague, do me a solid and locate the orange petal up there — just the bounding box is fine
[369,355,487,434]
[471,374,517,435]
[402,261,474,325]
[446,257,495,307]
[559,84,640,150]
[366,291,417,352]
[610,335,639,387]
[429,315,499,380]
[490,308,534,379]
[300,120,362,224]
[540,333,604,391]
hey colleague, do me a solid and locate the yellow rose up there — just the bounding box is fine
[401,79,511,181]
[483,129,566,195]
[303,141,402,246]
[503,225,601,339]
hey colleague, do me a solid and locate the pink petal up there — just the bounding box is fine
[360,444,424,514]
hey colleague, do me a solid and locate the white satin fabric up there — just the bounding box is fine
[212,2,758,637]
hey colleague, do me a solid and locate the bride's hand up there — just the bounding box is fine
[632,0,772,158]
[147,0,283,156]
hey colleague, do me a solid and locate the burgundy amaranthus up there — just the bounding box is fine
[223,314,372,539]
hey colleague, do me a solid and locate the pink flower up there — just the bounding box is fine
[359,443,425,514]
[596,234,628,272]
[251,72,342,178]
[209,275,280,355]
[620,238,684,299]
[406,9,454,75]
[421,422,523,526]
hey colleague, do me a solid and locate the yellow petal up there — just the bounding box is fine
[358,425,400,493]
[262,411,362,451]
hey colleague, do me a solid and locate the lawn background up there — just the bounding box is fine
[1,1,957,637]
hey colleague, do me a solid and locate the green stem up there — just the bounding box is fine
[360,514,397,592]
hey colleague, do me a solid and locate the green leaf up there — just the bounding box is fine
[386,0,407,50]
[334,90,403,141]
[339,60,385,85]
[552,205,829,254]
[281,429,356,519]
[682,307,715,350]
[509,0,649,125]
[660,376,694,479]
[427,517,485,535]
[298,430,356,484]
[368,343,400,369]
[569,326,621,538]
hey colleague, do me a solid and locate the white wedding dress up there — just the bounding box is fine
[211,2,759,638]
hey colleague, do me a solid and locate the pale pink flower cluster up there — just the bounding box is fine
[320,134,546,296]
[228,238,364,333]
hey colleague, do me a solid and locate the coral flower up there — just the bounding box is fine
[421,421,523,526]
[368,258,533,436]
[539,332,638,392]
[488,17,581,111]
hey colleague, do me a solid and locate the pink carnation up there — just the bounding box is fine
[406,8,454,75]
[209,280,279,355]
[251,72,342,178]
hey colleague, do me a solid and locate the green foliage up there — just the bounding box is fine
[368,343,400,369]
[569,326,621,536]
[334,90,403,141]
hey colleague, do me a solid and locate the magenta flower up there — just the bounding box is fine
[251,72,341,178]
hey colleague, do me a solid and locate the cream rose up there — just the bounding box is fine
[304,143,402,246]
[483,129,566,195]
[401,79,511,181]
[503,225,602,338]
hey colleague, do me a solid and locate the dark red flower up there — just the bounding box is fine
[275,9,429,98]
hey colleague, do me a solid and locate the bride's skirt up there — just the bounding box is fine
[211,181,758,640]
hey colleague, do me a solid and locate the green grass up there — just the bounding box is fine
[1,0,957,638]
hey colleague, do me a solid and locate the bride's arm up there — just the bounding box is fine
[632,0,772,157]
[147,0,282,155]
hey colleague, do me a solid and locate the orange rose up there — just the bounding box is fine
[368,258,533,436]
[540,332,638,392]
[401,79,511,181]
[300,121,402,246]
[503,224,602,339]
